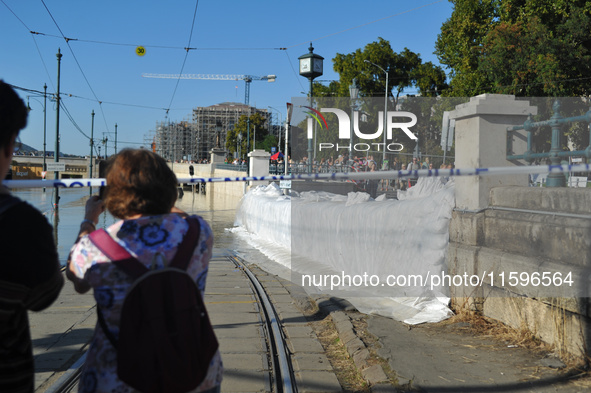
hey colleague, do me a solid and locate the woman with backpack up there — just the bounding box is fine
[66,148,222,393]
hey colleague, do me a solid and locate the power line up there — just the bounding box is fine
[41,0,112,135]
[28,31,281,51]
[166,0,200,112]
[60,100,90,139]
[1,0,56,93]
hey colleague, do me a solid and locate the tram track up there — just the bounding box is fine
[228,254,296,393]
[45,254,297,393]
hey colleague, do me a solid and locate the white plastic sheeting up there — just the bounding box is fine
[233,177,456,324]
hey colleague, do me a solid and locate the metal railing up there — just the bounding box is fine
[214,163,247,172]
[507,100,591,187]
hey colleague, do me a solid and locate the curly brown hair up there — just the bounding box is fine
[103,149,178,219]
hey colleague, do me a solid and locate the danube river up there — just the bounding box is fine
[13,187,247,266]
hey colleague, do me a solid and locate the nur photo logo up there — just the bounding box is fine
[302,99,419,153]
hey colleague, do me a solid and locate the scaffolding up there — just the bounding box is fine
[152,102,270,163]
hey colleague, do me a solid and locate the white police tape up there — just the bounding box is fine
[4,163,590,189]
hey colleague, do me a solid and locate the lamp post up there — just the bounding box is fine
[89,110,95,195]
[54,49,62,210]
[364,60,388,165]
[299,42,323,173]
[285,102,293,175]
[27,84,48,191]
[349,78,360,169]
[238,132,243,166]
[102,135,109,158]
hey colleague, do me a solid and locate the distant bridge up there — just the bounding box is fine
[10,156,94,180]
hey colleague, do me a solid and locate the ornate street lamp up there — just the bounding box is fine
[364,60,389,165]
[299,42,323,173]
[349,78,360,167]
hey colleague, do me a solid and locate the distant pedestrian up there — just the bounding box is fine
[398,163,408,190]
[0,80,64,393]
[407,157,421,187]
[67,148,222,393]
[367,155,379,198]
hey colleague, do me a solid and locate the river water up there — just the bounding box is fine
[13,187,249,266]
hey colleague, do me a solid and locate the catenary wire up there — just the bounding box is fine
[41,0,111,135]
[165,0,201,112]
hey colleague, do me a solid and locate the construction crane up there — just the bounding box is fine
[142,73,276,106]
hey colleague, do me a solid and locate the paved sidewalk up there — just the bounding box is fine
[30,257,344,393]
[366,313,589,392]
[311,295,590,393]
[30,277,96,392]
[30,263,590,393]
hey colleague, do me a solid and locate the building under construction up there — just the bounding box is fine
[152,102,270,162]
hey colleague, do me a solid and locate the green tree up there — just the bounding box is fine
[333,38,447,100]
[314,38,448,163]
[436,0,591,97]
[436,1,591,150]
[225,112,269,157]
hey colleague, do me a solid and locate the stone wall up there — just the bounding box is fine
[448,187,591,357]
[448,94,591,358]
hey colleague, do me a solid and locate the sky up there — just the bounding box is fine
[1,0,454,157]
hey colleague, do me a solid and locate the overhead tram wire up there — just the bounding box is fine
[1,0,57,96]
[165,0,201,113]
[41,0,111,135]
[28,31,282,51]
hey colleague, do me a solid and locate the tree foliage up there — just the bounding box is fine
[331,38,448,100]
[435,1,591,150]
[306,38,449,162]
[436,0,591,97]
[225,112,269,157]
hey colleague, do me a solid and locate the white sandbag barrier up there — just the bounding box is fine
[233,177,456,324]
[231,163,590,324]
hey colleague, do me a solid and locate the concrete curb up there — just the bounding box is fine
[330,310,389,386]
[281,289,393,390]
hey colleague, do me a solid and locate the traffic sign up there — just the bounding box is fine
[136,46,146,56]
[41,171,47,179]
[46,163,66,172]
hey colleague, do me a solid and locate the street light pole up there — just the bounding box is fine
[54,49,62,210]
[89,110,95,195]
[364,60,388,165]
[27,85,48,192]
[42,84,47,180]
[298,43,323,173]
[285,102,293,175]
[349,78,360,169]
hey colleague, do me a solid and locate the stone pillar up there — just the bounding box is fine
[449,94,537,210]
[209,148,227,165]
[248,149,271,188]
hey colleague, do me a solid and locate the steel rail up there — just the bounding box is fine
[43,353,86,393]
[229,255,296,393]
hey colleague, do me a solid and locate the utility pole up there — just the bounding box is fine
[89,110,95,195]
[103,135,109,158]
[114,123,118,154]
[54,49,62,210]
[42,83,47,178]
